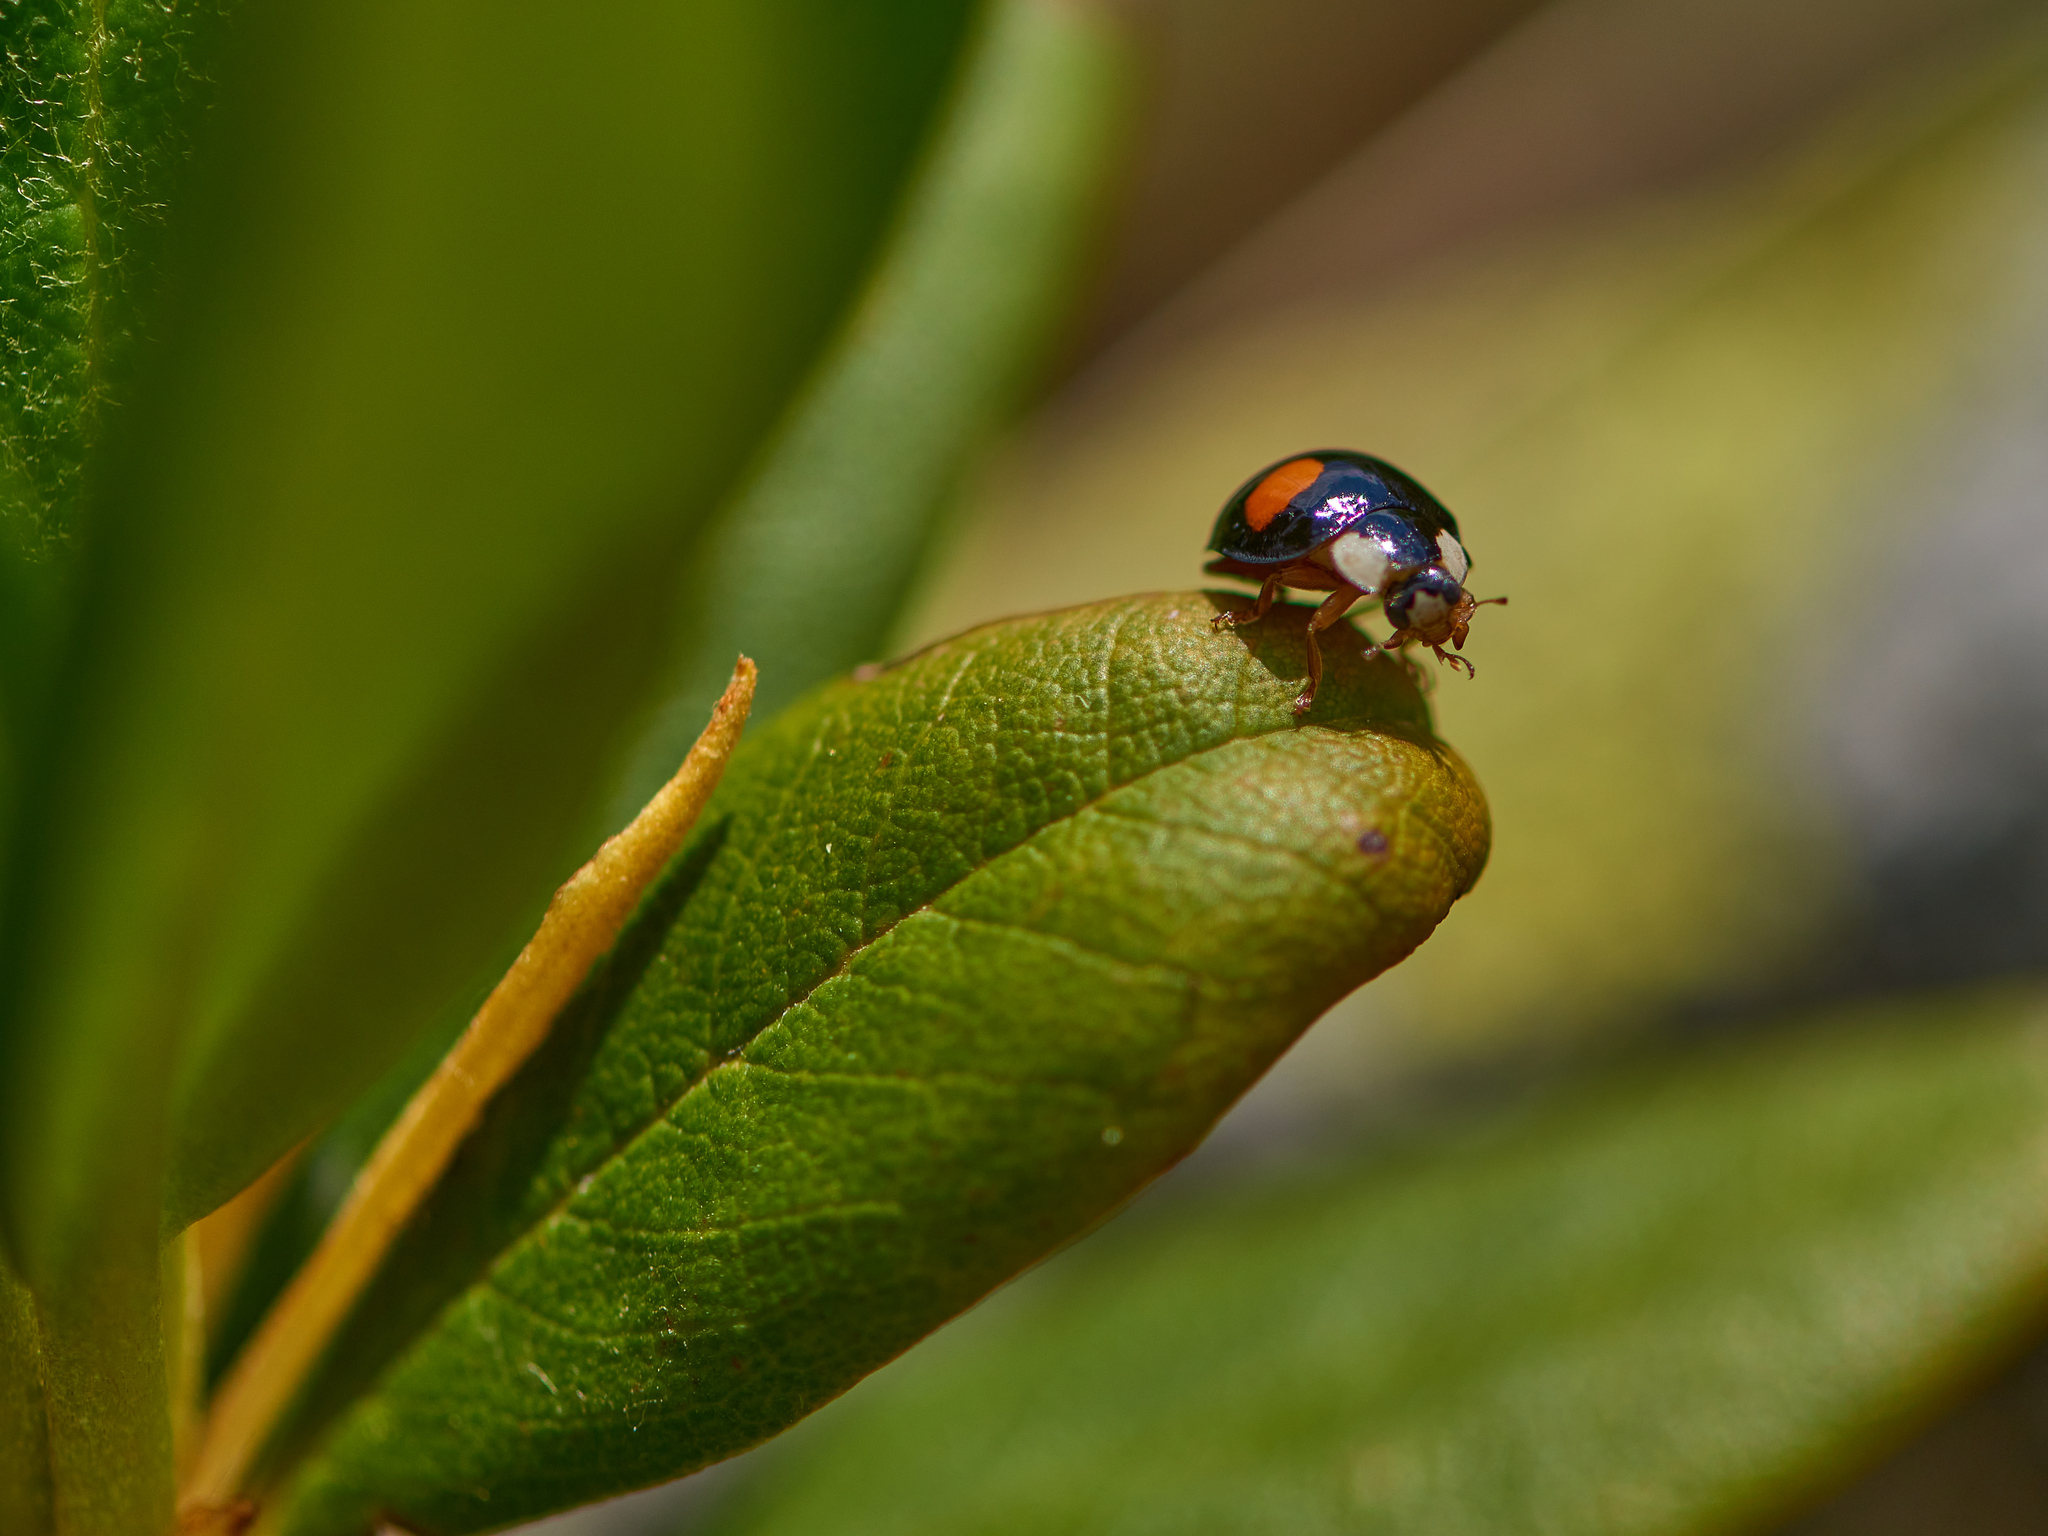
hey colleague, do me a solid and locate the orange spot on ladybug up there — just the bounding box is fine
[1244,457,1324,531]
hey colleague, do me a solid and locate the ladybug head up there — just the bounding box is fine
[1384,568,1507,674]
[1384,568,1472,647]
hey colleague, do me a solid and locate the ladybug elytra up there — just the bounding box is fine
[1206,449,1503,712]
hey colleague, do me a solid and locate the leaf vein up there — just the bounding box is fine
[725,1052,1133,1101]
[459,709,1400,1335]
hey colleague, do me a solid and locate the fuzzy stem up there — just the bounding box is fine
[36,1238,174,1536]
[1,1254,54,1536]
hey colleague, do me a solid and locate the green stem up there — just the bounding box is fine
[34,1237,173,1536]
[1,1255,54,1536]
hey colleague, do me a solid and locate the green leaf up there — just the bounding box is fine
[701,987,2048,1536]
[0,0,983,1296]
[255,592,1486,1536]
[0,0,231,1115]
[609,0,1129,820]
[0,0,230,556]
[0,530,63,946]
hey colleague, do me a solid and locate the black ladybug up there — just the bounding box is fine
[1205,449,1503,712]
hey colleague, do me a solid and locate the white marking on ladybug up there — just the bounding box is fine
[1435,530,1468,583]
[1324,529,1392,594]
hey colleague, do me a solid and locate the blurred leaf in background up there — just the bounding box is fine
[702,988,2048,1536]
[607,0,1127,819]
[911,5,2048,1111]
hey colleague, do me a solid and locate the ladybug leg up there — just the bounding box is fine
[1296,586,1363,714]
[1211,570,1285,631]
[1372,636,1430,690]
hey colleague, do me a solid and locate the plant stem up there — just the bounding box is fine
[1,1254,54,1536]
[35,1235,174,1536]
[180,658,756,1519]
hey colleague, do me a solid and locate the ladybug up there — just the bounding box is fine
[1205,449,1504,712]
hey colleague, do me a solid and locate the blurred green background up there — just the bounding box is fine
[13,0,2042,1527]
[506,0,2048,1530]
